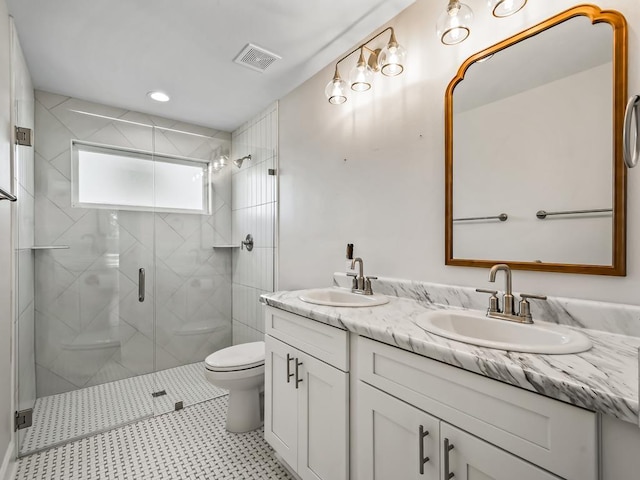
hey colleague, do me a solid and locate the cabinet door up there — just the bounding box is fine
[356,381,440,480]
[441,424,560,480]
[297,349,349,480]
[265,335,298,469]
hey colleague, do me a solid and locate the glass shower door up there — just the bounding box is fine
[16,104,157,455]
[151,125,232,414]
[13,92,36,455]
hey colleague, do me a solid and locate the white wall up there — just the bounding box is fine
[278,0,640,305]
[0,0,12,472]
[453,63,612,265]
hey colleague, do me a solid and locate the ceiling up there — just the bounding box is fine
[7,0,414,132]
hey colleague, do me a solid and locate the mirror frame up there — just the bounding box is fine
[445,4,627,276]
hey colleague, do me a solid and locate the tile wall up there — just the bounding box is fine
[33,91,233,397]
[231,103,278,344]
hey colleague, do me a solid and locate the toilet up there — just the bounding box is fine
[204,341,265,433]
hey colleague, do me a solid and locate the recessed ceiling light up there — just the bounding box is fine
[147,91,170,102]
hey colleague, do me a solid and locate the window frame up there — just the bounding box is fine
[71,140,212,215]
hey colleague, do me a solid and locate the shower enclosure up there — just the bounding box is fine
[13,93,252,455]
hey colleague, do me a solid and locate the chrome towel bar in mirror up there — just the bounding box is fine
[624,94,640,168]
[536,208,612,219]
[453,213,508,222]
[0,187,17,202]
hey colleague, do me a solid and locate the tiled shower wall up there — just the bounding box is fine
[231,103,278,344]
[34,90,233,397]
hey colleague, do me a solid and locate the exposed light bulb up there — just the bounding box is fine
[379,31,407,77]
[350,49,373,91]
[325,66,348,104]
[488,0,527,17]
[437,0,473,45]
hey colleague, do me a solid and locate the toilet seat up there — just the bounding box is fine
[205,341,265,372]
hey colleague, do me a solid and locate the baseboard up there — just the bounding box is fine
[0,440,15,480]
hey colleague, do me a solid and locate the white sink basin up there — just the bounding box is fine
[299,288,389,307]
[416,310,592,354]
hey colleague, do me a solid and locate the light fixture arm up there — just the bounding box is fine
[334,27,396,70]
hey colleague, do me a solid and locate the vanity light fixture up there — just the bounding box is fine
[438,0,528,46]
[437,0,474,45]
[489,0,527,18]
[349,48,374,92]
[147,91,170,102]
[325,66,349,104]
[217,153,228,168]
[378,29,407,76]
[212,151,229,173]
[324,26,406,104]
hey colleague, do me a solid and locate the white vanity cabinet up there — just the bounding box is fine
[264,307,349,480]
[263,303,640,480]
[357,381,559,480]
[355,337,598,480]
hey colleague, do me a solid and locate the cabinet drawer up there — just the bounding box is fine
[265,306,349,371]
[357,337,597,480]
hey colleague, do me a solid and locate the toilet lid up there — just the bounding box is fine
[205,341,265,371]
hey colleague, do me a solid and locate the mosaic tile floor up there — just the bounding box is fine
[20,362,227,455]
[15,396,292,480]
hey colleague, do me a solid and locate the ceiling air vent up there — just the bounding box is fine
[234,43,281,73]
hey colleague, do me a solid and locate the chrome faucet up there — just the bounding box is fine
[347,257,377,295]
[476,264,547,324]
[489,264,515,315]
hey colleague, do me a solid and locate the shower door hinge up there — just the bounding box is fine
[15,127,32,146]
[14,408,33,431]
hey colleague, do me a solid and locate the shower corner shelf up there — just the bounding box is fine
[212,244,240,249]
[30,245,70,250]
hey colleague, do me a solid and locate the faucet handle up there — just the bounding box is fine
[520,293,547,301]
[476,288,500,314]
[476,288,498,295]
[346,272,358,277]
[518,293,547,323]
[364,276,377,295]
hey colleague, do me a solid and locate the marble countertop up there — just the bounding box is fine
[262,289,640,425]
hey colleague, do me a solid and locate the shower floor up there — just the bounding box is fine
[20,362,227,455]
[15,395,291,480]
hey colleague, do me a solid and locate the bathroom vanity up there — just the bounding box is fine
[262,280,640,480]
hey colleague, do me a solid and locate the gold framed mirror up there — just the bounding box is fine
[445,5,627,276]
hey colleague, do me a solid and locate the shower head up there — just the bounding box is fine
[233,154,251,168]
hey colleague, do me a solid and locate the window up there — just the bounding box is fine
[72,141,209,214]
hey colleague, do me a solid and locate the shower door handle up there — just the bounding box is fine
[138,268,145,302]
